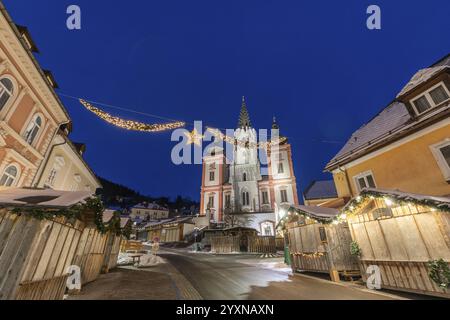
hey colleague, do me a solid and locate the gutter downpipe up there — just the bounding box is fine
[338,165,354,198]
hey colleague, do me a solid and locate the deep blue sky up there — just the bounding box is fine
[4,1,449,200]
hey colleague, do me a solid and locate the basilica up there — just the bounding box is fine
[199,98,299,235]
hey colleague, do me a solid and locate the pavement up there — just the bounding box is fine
[68,248,432,300]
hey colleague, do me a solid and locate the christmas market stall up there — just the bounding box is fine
[0,188,105,300]
[343,189,450,298]
[280,205,359,281]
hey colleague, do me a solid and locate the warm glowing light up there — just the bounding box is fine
[206,127,287,150]
[184,129,203,146]
[79,99,185,132]
[384,197,393,206]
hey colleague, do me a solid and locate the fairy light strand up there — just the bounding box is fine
[79,99,185,132]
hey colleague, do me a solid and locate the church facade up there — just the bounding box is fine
[199,98,299,235]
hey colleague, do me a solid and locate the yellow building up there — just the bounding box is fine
[325,54,450,200]
[0,3,100,192]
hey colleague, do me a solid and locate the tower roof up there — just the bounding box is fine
[238,96,252,128]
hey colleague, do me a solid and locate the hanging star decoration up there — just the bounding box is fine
[184,128,203,146]
[79,99,185,132]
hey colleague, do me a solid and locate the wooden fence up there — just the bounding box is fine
[248,236,276,253]
[0,210,84,300]
[210,236,240,253]
[348,197,450,298]
[0,209,123,300]
[102,233,122,273]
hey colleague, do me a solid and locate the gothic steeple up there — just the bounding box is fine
[272,116,279,130]
[238,96,252,128]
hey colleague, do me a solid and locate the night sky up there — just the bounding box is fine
[3,1,449,201]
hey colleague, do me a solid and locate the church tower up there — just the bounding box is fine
[229,97,262,212]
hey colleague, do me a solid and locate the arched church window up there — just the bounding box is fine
[243,172,247,181]
[242,191,250,206]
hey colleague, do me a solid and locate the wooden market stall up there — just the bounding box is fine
[344,189,450,298]
[282,205,359,281]
[0,188,120,300]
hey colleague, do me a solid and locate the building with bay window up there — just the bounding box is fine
[325,54,450,201]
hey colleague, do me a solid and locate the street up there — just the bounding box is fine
[159,249,404,300]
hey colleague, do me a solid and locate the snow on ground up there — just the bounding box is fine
[117,251,165,268]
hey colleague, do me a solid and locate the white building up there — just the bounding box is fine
[130,202,170,221]
[200,98,300,235]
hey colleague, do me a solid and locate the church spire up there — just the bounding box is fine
[238,96,252,128]
[272,116,279,130]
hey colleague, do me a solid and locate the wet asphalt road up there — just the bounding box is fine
[158,249,408,300]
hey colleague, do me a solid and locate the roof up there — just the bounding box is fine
[326,101,412,169]
[326,53,450,171]
[343,188,450,213]
[102,209,115,224]
[238,96,252,128]
[120,217,131,228]
[290,205,339,222]
[0,188,94,209]
[303,180,338,200]
[133,202,168,210]
[397,65,449,98]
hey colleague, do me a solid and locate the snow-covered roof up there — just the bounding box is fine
[120,217,131,228]
[102,209,115,223]
[303,180,338,200]
[0,188,93,209]
[397,65,449,98]
[132,202,168,210]
[290,205,339,221]
[326,101,412,169]
[326,54,450,171]
[343,188,450,213]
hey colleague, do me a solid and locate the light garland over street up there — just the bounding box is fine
[79,99,186,132]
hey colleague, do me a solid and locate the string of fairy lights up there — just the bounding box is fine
[77,98,288,150]
[79,99,186,132]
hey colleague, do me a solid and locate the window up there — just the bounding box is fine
[260,221,274,236]
[0,165,19,187]
[225,194,231,208]
[277,162,284,174]
[319,227,327,242]
[0,77,14,111]
[243,172,247,181]
[242,191,250,206]
[413,95,432,113]
[262,191,269,204]
[429,86,449,105]
[23,114,43,145]
[207,196,214,209]
[209,171,215,181]
[280,189,288,203]
[46,168,58,186]
[411,83,450,115]
[431,140,450,181]
[354,171,376,191]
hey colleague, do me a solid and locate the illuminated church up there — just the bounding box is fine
[199,98,299,235]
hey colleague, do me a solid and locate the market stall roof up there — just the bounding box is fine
[290,205,339,222]
[120,217,131,228]
[0,188,94,209]
[343,188,450,212]
[102,210,115,224]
